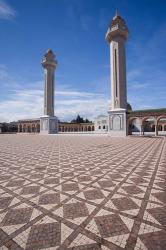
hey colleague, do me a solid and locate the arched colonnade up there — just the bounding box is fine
[128,115,166,136]
[59,123,95,132]
[18,122,40,133]
[18,121,95,133]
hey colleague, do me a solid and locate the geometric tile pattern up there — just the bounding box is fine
[0,134,165,249]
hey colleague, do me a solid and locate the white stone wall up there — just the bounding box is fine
[94,115,108,132]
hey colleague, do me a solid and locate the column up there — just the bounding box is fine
[40,49,58,134]
[155,124,158,136]
[42,49,57,116]
[106,12,129,136]
[140,125,143,136]
[18,124,20,133]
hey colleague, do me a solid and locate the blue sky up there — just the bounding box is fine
[0,0,166,122]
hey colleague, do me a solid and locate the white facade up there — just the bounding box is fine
[94,115,108,132]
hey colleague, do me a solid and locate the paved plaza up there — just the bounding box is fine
[0,134,166,250]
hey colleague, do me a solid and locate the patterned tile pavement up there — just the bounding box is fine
[0,134,166,250]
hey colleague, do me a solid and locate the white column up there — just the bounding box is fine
[155,124,158,136]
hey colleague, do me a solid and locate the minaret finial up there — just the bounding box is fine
[115,8,119,17]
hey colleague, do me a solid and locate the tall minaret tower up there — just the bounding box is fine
[40,49,58,134]
[42,49,57,116]
[106,11,129,136]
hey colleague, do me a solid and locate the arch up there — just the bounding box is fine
[142,116,156,124]
[88,126,91,131]
[128,117,141,135]
[23,124,26,132]
[157,116,166,135]
[129,118,141,134]
[151,125,155,132]
[19,124,22,132]
[27,125,31,133]
[157,115,166,124]
[32,124,36,133]
[20,125,22,132]
[36,123,40,133]
[128,117,142,124]
[92,126,94,131]
[158,125,162,131]
[142,116,156,133]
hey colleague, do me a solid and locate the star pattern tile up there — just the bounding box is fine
[0,134,166,249]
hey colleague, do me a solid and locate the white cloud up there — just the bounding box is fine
[0,87,108,122]
[0,89,43,122]
[56,88,108,121]
[0,0,16,20]
[56,90,103,98]
[0,65,109,122]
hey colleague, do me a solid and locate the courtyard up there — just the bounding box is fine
[0,134,166,250]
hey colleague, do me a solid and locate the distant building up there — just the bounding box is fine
[2,109,165,135]
[94,115,108,132]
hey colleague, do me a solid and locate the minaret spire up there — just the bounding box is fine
[113,8,120,20]
[115,8,119,17]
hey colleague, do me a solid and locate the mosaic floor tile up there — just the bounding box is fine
[94,214,129,238]
[0,135,165,249]
[1,207,33,226]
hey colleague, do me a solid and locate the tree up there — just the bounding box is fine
[71,115,91,123]
[85,118,91,123]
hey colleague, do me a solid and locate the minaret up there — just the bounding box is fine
[42,49,57,116]
[106,11,129,136]
[40,49,58,134]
